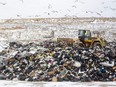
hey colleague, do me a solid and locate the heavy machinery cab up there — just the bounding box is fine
[78,30,92,43]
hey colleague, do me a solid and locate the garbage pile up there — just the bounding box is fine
[0,41,116,81]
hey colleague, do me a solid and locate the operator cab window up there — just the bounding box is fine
[78,30,91,37]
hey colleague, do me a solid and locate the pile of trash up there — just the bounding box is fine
[0,41,116,81]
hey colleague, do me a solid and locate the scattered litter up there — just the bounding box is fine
[0,41,115,81]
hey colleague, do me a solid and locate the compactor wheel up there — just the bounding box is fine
[93,42,102,50]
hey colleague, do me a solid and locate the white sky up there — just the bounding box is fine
[0,0,116,19]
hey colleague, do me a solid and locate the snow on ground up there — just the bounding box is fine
[0,18,116,52]
[0,1,116,86]
[0,0,116,19]
[0,41,9,52]
[0,81,116,87]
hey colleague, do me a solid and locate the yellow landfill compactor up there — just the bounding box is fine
[53,30,106,48]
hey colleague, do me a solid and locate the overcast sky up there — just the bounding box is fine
[0,0,116,19]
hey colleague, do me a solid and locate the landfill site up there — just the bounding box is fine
[0,18,116,87]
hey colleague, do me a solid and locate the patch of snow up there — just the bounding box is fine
[0,81,116,87]
[0,41,9,52]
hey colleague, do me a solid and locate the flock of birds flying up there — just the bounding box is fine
[0,0,116,17]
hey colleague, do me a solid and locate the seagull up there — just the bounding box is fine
[96,12,101,16]
[101,2,105,4]
[35,15,40,17]
[75,0,78,2]
[48,13,50,15]
[20,0,24,3]
[0,2,6,5]
[48,4,52,9]
[86,11,93,13]
[100,11,103,13]
[17,15,21,17]
[72,5,76,8]
[110,8,116,11]
[74,0,85,4]
[52,10,58,13]
[67,9,71,12]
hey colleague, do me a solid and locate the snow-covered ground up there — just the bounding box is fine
[0,18,116,42]
[0,81,116,87]
[0,18,116,52]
